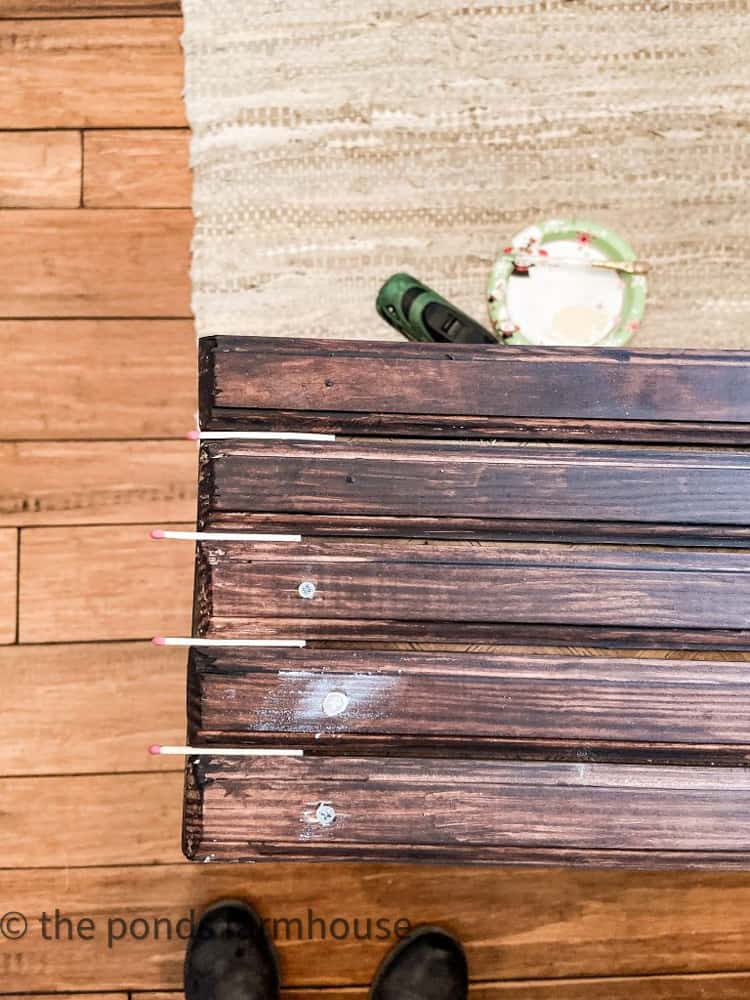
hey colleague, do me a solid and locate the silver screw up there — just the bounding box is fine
[322,690,348,717]
[315,803,336,826]
[298,580,316,599]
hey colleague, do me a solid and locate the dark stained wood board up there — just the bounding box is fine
[193,539,750,648]
[186,335,750,865]
[183,755,750,865]
[206,510,750,547]
[199,337,750,444]
[188,647,750,766]
[199,438,750,545]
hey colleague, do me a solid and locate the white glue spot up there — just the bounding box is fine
[322,690,349,717]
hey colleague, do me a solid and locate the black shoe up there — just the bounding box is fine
[370,926,468,1000]
[185,899,280,1000]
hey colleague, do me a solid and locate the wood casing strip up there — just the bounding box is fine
[193,539,750,647]
[200,337,750,444]
[184,755,750,864]
[201,439,750,544]
[188,337,750,863]
[188,647,750,765]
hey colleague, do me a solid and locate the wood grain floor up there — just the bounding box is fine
[2,3,750,998]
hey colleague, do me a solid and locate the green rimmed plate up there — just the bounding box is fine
[487,218,647,347]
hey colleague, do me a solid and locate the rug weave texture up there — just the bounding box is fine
[181,0,750,348]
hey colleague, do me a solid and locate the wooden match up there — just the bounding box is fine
[150,744,304,758]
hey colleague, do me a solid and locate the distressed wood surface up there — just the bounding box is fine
[188,647,750,765]
[207,509,750,548]
[195,539,750,643]
[201,338,750,444]
[191,335,750,865]
[0,527,17,643]
[19,523,193,642]
[199,618,750,653]
[0,17,185,127]
[184,755,750,864]
[1,440,195,527]
[0,209,191,316]
[202,439,750,539]
[0,641,184,775]
[83,129,190,207]
[0,130,81,207]
[0,319,195,439]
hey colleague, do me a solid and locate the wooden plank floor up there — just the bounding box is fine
[2,3,750,997]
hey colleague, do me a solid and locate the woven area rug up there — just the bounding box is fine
[180,0,750,348]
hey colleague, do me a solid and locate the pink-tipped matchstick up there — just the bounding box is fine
[149,529,301,543]
[149,744,303,757]
[152,636,306,648]
[188,429,335,441]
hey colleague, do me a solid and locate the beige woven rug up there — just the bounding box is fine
[180,0,750,348]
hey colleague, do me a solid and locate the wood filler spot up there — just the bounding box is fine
[322,690,348,716]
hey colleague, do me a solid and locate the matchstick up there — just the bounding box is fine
[150,529,301,542]
[152,637,306,648]
[187,430,335,441]
[149,744,304,757]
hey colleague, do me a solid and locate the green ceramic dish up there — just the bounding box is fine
[487,218,647,347]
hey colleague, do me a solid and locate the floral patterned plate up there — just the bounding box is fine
[487,218,647,347]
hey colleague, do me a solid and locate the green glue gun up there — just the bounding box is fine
[376,273,500,345]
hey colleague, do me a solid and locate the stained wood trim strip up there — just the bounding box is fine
[191,338,750,867]
[187,647,750,765]
[183,755,750,864]
[200,618,750,651]
[200,337,750,443]
[194,539,750,646]
[204,511,750,547]
[201,439,750,534]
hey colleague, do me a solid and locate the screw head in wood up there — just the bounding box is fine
[315,803,336,826]
[322,690,348,717]
[298,580,316,599]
